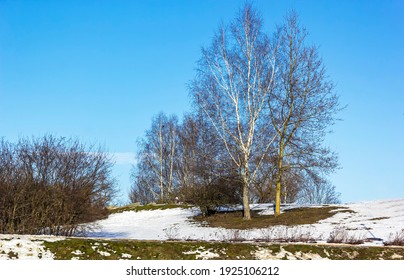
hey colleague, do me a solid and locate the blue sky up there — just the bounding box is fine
[1,0,403,204]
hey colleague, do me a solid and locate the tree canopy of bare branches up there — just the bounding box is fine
[269,11,341,215]
[130,4,342,219]
[130,113,179,204]
[190,4,278,220]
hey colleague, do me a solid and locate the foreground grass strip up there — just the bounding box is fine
[44,239,254,260]
[193,207,353,229]
[43,239,404,260]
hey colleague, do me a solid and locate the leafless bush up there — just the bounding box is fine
[258,227,276,242]
[384,229,404,246]
[163,224,180,240]
[214,229,250,242]
[0,136,116,236]
[284,227,317,243]
[258,226,316,243]
[227,229,250,242]
[327,227,365,245]
[345,234,366,245]
[191,176,243,217]
[327,227,348,243]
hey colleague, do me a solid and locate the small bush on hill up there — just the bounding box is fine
[187,175,243,216]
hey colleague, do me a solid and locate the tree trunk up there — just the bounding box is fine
[275,143,285,216]
[275,178,281,216]
[159,122,164,202]
[242,182,251,220]
[241,168,251,220]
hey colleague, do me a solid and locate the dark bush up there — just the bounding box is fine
[188,175,243,216]
[0,136,116,236]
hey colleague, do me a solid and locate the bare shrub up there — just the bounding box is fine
[258,226,316,243]
[0,136,116,236]
[285,227,317,243]
[327,227,348,243]
[191,175,243,217]
[163,224,180,240]
[345,234,366,245]
[384,229,404,246]
[258,227,276,242]
[215,229,250,242]
[227,229,250,242]
[327,227,365,245]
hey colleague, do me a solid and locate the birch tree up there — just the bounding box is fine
[130,113,179,203]
[190,4,278,220]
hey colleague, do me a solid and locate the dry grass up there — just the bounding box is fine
[327,227,365,245]
[369,217,389,221]
[108,203,192,214]
[384,229,404,246]
[43,238,404,260]
[258,226,317,243]
[193,206,353,230]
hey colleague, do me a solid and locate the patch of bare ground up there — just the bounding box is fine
[193,206,354,229]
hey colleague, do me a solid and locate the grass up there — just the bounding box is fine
[369,217,389,221]
[43,238,404,260]
[193,206,354,230]
[44,238,256,260]
[108,203,193,214]
[279,243,404,260]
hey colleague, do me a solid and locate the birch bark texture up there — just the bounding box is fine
[190,5,278,220]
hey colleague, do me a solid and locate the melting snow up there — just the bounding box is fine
[183,246,220,260]
[84,199,404,243]
[0,234,63,260]
[1,198,404,260]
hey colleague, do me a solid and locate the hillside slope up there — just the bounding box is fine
[86,199,404,242]
[1,199,403,260]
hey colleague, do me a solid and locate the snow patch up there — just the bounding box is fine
[97,250,111,257]
[121,253,132,259]
[183,246,220,260]
[0,234,64,260]
[71,250,84,256]
[254,247,327,260]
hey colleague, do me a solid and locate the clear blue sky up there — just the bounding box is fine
[1,0,403,204]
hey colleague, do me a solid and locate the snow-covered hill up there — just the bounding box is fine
[85,199,404,243]
[1,199,403,260]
